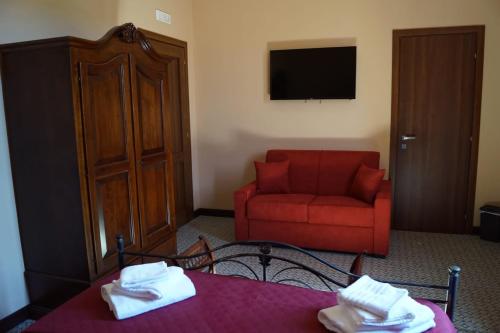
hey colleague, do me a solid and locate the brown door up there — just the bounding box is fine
[79,53,141,274]
[130,54,176,249]
[391,26,484,233]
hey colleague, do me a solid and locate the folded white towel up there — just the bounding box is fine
[116,261,170,289]
[112,266,185,300]
[396,319,435,333]
[356,296,422,327]
[360,319,435,333]
[101,271,196,320]
[318,305,363,333]
[358,296,435,332]
[318,296,436,333]
[338,275,408,319]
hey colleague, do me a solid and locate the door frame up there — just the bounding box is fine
[390,25,485,233]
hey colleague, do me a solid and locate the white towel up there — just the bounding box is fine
[359,320,435,333]
[318,305,363,333]
[318,300,435,333]
[101,271,196,320]
[116,261,170,289]
[337,275,408,319]
[358,296,435,332]
[112,266,185,300]
[360,318,435,333]
[356,296,421,327]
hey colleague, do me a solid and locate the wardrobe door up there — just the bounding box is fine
[79,53,141,275]
[130,56,176,249]
[142,32,194,227]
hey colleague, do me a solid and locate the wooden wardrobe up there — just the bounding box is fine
[0,23,193,311]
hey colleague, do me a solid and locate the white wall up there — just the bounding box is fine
[0,0,195,319]
[0,82,30,319]
[191,0,500,227]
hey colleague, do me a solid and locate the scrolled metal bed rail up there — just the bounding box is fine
[116,235,461,321]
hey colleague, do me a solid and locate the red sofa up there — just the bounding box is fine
[234,150,391,256]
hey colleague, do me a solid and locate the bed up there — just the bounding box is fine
[25,237,460,332]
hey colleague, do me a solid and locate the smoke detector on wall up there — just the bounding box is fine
[155,9,171,24]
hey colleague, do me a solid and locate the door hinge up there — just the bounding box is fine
[464,214,468,221]
[474,52,477,60]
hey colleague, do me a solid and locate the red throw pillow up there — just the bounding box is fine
[349,164,385,203]
[254,160,290,194]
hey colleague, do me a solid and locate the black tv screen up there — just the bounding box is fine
[270,46,356,100]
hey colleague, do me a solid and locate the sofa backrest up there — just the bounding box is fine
[266,149,380,195]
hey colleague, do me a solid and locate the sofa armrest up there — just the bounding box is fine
[234,181,257,240]
[373,180,392,256]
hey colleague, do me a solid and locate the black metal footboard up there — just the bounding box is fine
[116,235,461,321]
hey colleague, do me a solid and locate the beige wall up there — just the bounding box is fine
[191,0,500,227]
[0,0,195,319]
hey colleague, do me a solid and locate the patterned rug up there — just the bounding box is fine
[177,216,500,333]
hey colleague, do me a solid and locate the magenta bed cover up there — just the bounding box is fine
[26,270,456,333]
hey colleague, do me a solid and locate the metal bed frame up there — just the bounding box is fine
[116,235,461,321]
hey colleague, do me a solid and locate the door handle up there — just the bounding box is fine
[401,135,417,141]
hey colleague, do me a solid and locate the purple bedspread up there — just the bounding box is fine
[26,271,456,332]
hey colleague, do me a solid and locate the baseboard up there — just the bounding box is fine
[0,305,31,332]
[194,208,235,218]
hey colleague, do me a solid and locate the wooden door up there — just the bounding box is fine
[130,54,176,249]
[141,29,194,227]
[391,26,484,233]
[79,53,141,274]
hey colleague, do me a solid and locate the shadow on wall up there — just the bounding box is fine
[198,127,389,209]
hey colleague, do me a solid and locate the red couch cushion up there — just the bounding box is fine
[254,160,290,194]
[308,196,374,227]
[266,150,321,195]
[247,194,315,223]
[317,151,380,195]
[349,164,385,203]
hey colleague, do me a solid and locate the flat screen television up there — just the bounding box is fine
[270,46,356,100]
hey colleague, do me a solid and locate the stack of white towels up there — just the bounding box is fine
[101,261,196,320]
[318,275,436,333]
